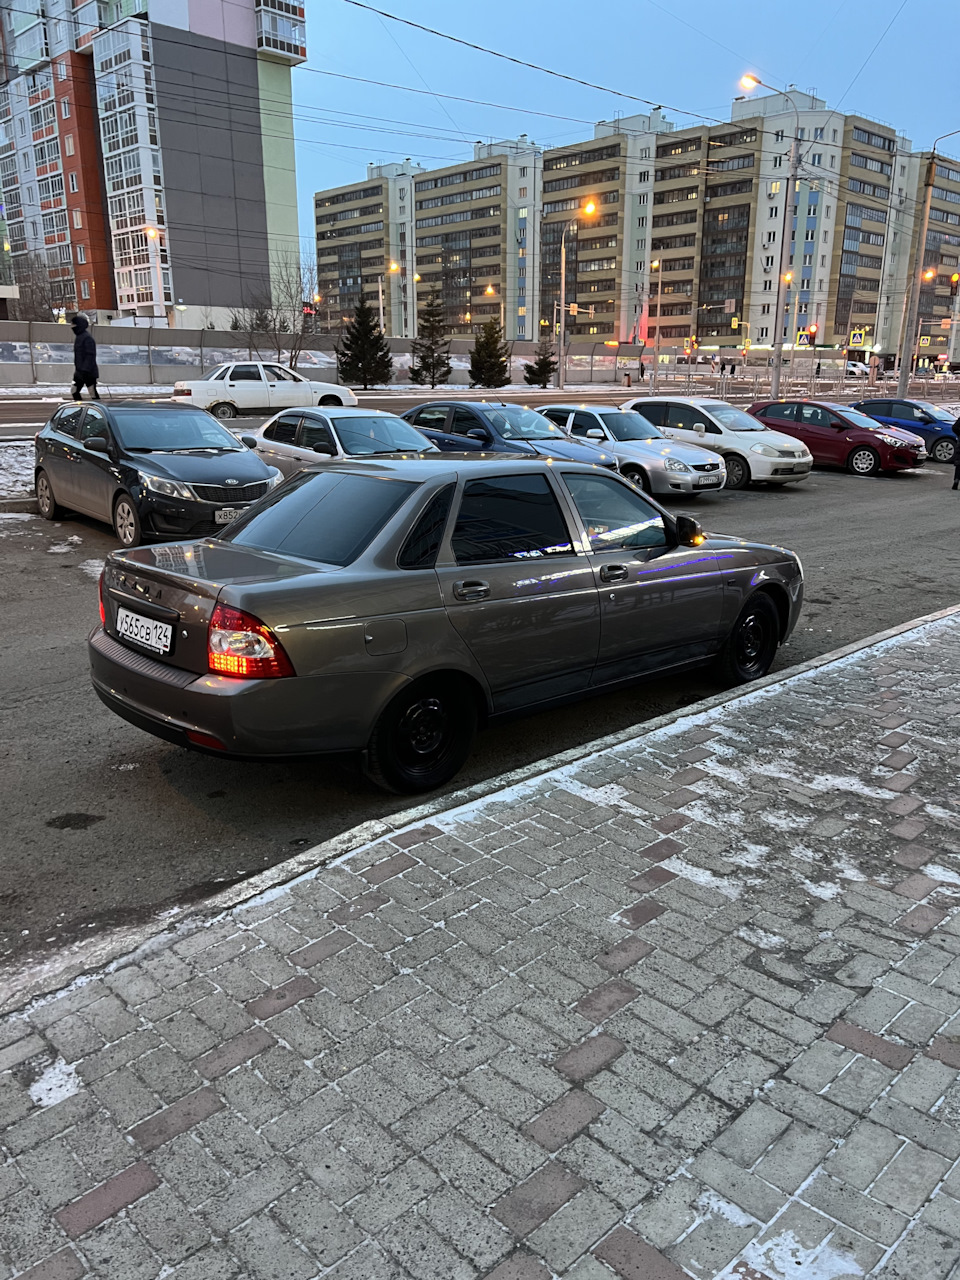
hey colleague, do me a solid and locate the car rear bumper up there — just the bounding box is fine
[88,627,407,756]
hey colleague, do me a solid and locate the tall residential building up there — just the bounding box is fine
[0,0,304,326]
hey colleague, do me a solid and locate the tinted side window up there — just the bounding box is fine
[80,407,108,442]
[865,401,889,416]
[563,473,667,550]
[799,405,831,427]
[298,418,334,450]
[665,405,704,430]
[231,364,262,381]
[264,364,297,381]
[763,403,797,421]
[571,411,600,436]
[414,406,450,429]
[53,404,83,438]
[452,474,574,565]
[631,402,665,426]
[398,484,454,570]
[264,415,299,444]
[450,406,481,434]
[542,409,571,428]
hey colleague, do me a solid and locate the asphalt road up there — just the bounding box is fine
[3,461,960,976]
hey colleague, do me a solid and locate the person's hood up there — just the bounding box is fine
[71,316,89,334]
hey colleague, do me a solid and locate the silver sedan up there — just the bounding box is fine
[242,406,439,477]
[540,404,726,496]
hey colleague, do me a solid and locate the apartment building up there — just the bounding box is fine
[892,152,960,364]
[0,0,304,326]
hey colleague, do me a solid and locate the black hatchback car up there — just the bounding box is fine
[35,401,282,547]
[402,401,619,470]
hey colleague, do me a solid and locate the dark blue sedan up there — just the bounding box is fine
[402,401,620,470]
[852,398,959,464]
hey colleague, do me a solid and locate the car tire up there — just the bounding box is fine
[210,402,237,420]
[621,465,650,492]
[35,469,62,520]
[364,675,478,794]
[724,454,750,489]
[931,436,958,464]
[715,592,780,685]
[846,445,880,476]
[319,395,343,406]
[113,493,142,547]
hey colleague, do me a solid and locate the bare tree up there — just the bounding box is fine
[9,253,61,321]
[233,251,320,370]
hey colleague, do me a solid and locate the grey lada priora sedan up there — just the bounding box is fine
[89,457,804,793]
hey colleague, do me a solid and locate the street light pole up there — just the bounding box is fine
[897,129,960,397]
[556,200,597,391]
[651,259,661,391]
[740,77,800,399]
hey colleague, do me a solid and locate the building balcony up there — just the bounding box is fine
[256,3,306,63]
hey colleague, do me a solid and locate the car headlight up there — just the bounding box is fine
[664,457,691,473]
[877,433,909,448]
[140,474,194,500]
[264,468,283,489]
[750,444,780,458]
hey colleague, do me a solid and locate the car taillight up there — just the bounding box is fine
[98,571,106,625]
[208,602,294,678]
[176,387,190,395]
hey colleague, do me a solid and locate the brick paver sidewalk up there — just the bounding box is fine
[3,615,960,1280]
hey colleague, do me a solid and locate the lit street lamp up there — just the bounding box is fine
[740,75,800,398]
[650,260,661,389]
[377,261,399,333]
[558,199,597,389]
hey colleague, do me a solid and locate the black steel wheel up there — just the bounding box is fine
[365,677,478,793]
[715,592,780,685]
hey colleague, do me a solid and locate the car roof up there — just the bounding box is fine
[108,400,205,412]
[292,456,618,480]
[301,406,396,417]
[629,396,730,407]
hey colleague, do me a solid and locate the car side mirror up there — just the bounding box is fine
[85,435,109,454]
[466,427,490,442]
[585,428,605,440]
[694,422,706,434]
[240,435,258,449]
[675,514,705,548]
[312,441,336,455]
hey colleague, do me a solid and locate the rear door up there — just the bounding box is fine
[41,403,85,504]
[72,405,117,520]
[756,400,803,442]
[225,363,267,411]
[662,403,717,448]
[408,405,460,450]
[264,364,312,409]
[434,471,600,710]
[797,403,845,463]
[559,470,724,682]
[257,413,303,476]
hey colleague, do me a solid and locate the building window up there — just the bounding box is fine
[72,210,82,228]
[57,60,67,81]
[820,255,826,267]
[825,206,831,217]
[803,254,813,266]
[76,244,86,263]
[81,280,90,298]
[518,306,526,315]
[758,326,769,339]
[761,303,770,314]
[772,155,782,169]
[769,206,779,219]
[814,127,824,140]
[774,130,784,143]
[764,255,774,267]
[519,167,527,178]
[517,207,528,218]
[763,279,772,291]
[832,129,837,141]
[61,99,71,119]
[64,134,74,156]
[68,172,78,192]
[768,182,781,196]
[805,228,815,240]
[797,128,805,140]
[811,154,822,167]
[518,187,527,198]
[765,230,776,244]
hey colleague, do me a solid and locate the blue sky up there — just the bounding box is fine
[293,0,959,242]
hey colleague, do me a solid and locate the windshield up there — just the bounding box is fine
[916,402,956,421]
[842,406,902,431]
[111,409,243,451]
[199,365,229,381]
[486,405,565,440]
[331,414,438,456]
[597,411,663,441]
[708,404,766,432]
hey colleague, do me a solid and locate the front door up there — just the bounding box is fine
[264,364,312,409]
[435,471,600,711]
[559,470,725,682]
[71,405,117,521]
[292,414,337,468]
[662,403,722,450]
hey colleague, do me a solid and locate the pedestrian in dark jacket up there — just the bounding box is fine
[71,315,99,400]
[952,458,960,491]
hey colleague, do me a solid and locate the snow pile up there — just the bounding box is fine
[0,442,34,496]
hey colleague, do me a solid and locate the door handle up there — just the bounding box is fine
[599,564,629,583]
[453,579,490,602]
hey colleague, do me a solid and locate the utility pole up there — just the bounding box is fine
[556,200,597,391]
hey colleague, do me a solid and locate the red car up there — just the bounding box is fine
[748,400,928,476]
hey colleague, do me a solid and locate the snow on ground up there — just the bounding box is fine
[0,442,34,496]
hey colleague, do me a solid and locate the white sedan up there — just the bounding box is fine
[170,361,358,419]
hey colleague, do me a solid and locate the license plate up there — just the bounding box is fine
[696,475,719,486]
[794,462,811,472]
[215,507,242,524]
[116,607,172,654]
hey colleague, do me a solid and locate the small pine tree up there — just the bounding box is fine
[336,297,394,389]
[229,312,242,332]
[409,288,452,387]
[523,336,558,389]
[469,318,510,388]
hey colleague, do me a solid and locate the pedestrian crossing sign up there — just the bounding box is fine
[919,336,931,347]
[796,330,811,346]
[849,329,866,347]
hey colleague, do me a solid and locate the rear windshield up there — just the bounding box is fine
[111,409,243,452]
[219,471,418,566]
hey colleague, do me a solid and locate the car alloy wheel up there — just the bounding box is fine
[724,454,749,489]
[932,437,958,464]
[210,402,237,420]
[365,676,478,793]
[847,446,880,476]
[621,465,650,492]
[716,592,779,684]
[35,469,60,520]
[113,495,142,547]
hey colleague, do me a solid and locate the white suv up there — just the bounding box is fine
[621,397,812,490]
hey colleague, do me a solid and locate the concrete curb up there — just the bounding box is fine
[0,495,38,514]
[5,600,960,1017]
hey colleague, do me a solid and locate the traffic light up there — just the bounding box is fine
[808,322,819,338]
[691,336,700,350]
[952,273,960,298]
[683,338,692,353]
[731,316,739,330]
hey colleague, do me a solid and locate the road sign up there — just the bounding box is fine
[941,318,952,330]
[796,330,811,346]
[723,298,737,314]
[919,335,931,347]
[849,329,866,348]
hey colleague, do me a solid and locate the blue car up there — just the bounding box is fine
[402,401,619,471]
[852,398,959,464]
